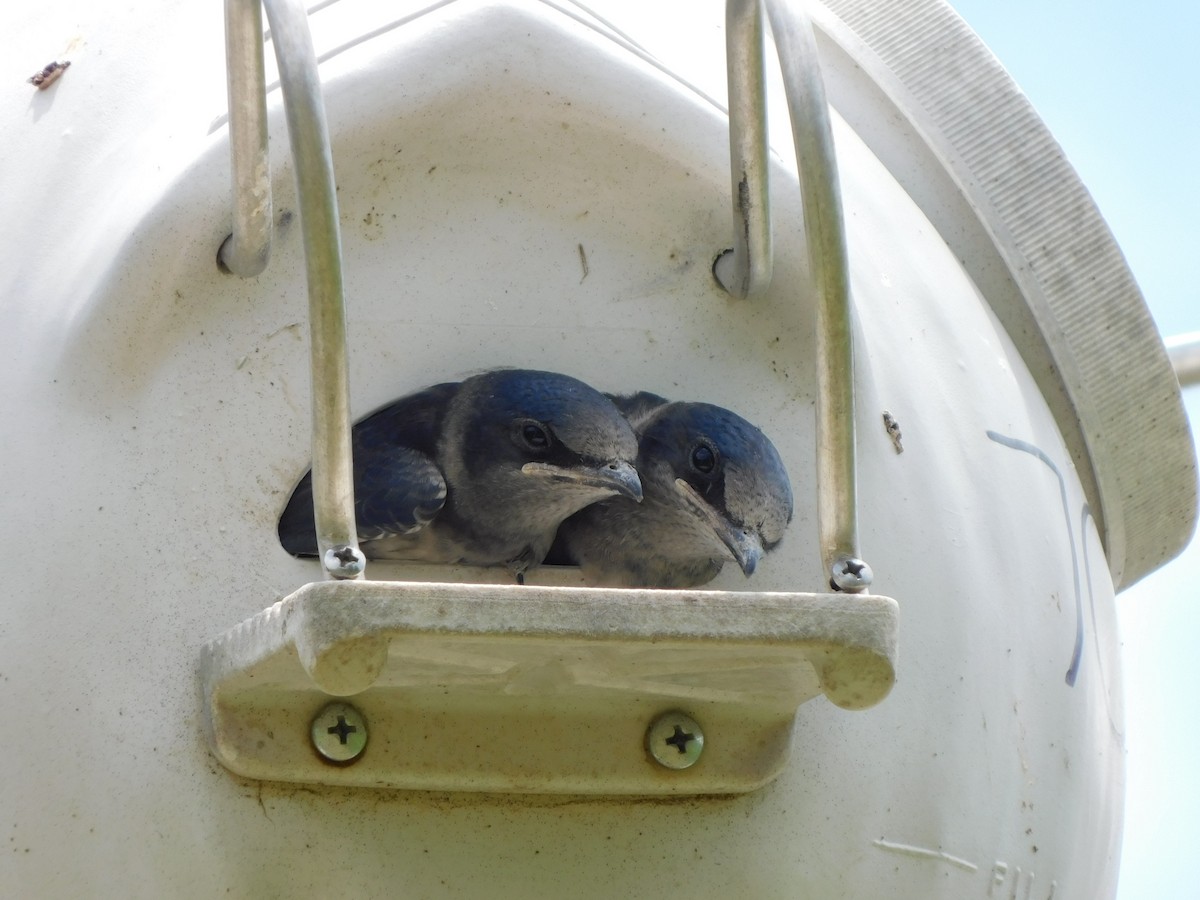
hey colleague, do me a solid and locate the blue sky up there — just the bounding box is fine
[950,3,1200,897]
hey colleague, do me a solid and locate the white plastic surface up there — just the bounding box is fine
[0,0,1177,897]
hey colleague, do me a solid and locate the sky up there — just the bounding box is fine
[948,3,1200,897]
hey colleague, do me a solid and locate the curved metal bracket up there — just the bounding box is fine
[712,0,772,300]
[220,0,363,580]
[716,0,868,591]
[219,0,272,278]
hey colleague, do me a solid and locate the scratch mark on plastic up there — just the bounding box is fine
[986,431,1083,686]
[1080,504,1122,737]
[873,838,978,872]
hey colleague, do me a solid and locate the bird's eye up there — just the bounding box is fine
[690,442,718,474]
[519,421,552,451]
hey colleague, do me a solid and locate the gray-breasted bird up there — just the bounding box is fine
[552,393,793,588]
[278,369,643,578]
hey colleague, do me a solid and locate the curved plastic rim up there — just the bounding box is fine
[813,0,1197,588]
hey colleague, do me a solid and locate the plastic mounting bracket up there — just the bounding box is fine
[199,580,898,795]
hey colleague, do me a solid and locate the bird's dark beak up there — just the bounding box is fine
[522,459,643,502]
[597,459,644,501]
[719,525,763,576]
[674,478,763,575]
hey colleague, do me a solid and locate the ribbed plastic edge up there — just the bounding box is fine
[812,0,1197,587]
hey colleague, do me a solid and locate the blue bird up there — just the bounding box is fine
[552,393,793,588]
[278,369,643,578]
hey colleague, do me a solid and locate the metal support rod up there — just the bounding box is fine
[223,0,363,579]
[714,0,772,299]
[764,0,861,585]
[1166,332,1200,387]
[219,0,272,277]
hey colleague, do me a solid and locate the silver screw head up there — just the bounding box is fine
[310,701,368,764]
[830,556,873,593]
[323,545,366,579]
[646,711,704,770]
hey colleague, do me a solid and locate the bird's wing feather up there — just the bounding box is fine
[354,446,447,540]
[277,382,458,556]
[354,381,458,458]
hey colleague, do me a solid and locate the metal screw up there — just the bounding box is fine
[310,701,368,764]
[830,556,873,593]
[646,711,704,770]
[323,544,366,579]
